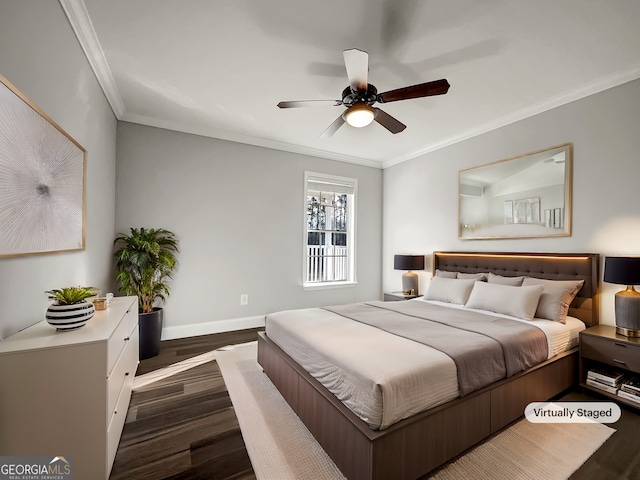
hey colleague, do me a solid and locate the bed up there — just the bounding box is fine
[257,252,599,479]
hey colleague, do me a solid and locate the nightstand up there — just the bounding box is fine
[383,291,423,301]
[579,325,640,408]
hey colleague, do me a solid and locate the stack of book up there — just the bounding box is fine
[618,377,640,405]
[586,367,625,394]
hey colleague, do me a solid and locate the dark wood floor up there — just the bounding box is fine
[135,328,263,376]
[109,328,262,480]
[111,330,640,480]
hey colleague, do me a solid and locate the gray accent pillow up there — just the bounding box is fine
[521,278,585,323]
[465,281,544,321]
[487,272,525,286]
[435,269,458,279]
[457,272,487,281]
[424,277,477,305]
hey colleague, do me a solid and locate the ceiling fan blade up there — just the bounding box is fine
[343,48,369,92]
[277,100,341,108]
[320,114,346,139]
[373,108,406,134]
[378,79,450,103]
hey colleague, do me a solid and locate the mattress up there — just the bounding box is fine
[264,298,585,430]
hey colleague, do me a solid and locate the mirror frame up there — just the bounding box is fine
[458,143,572,240]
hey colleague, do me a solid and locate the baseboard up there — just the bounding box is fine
[161,315,266,340]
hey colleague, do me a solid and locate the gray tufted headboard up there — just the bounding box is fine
[433,252,599,326]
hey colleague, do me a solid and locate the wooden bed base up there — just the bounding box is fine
[257,252,599,480]
[258,332,577,480]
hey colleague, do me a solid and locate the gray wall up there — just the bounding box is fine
[383,78,640,326]
[0,1,117,339]
[116,122,383,338]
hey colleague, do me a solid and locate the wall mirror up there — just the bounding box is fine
[459,143,572,239]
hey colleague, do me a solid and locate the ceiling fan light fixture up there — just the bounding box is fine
[344,104,376,128]
[277,48,450,137]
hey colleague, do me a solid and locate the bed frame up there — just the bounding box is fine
[257,252,599,480]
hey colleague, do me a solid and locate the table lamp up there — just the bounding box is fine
[394,255,425,295]
[604,256,640,337]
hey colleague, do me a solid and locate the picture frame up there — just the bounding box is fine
[503,200,513,224]
[554,208,563,229]
[513,197,540,224]
[0,75,86,258]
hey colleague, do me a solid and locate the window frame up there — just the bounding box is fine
[303,171,357,290]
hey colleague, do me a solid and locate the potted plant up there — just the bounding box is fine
[45,286,98,331]
[114,227,179,359]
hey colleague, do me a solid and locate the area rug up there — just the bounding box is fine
[216,342,615,480]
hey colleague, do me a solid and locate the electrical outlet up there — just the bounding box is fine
[240,294,249,306]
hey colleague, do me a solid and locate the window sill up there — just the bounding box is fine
[303,281,357,291]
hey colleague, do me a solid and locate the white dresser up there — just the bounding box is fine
[0,296,139,479]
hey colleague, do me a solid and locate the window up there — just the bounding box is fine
[304,172,356,287]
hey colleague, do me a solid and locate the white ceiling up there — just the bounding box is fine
[61,0,640,168]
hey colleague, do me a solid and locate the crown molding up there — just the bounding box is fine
[121,111,384,169]
[59,0,125,118]
[383,67,640,168]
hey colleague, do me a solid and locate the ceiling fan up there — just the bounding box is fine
[277,48,450,138]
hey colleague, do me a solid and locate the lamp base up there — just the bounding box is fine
[402,271,419,296]
[616,326,640,337]
[615,287,640,337]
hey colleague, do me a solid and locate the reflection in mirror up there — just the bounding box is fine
[459,143,572,239]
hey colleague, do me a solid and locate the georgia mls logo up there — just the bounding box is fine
[0,455,72,479]
[49,457,71,473]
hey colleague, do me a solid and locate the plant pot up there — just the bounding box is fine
[46,301,95,331]
[139,307,163,360]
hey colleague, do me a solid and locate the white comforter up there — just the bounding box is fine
[265,298,585,430]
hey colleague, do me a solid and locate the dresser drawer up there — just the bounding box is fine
[107,328,138,419]
[107,373,134,470]
[581,334,640,373]
[108,314,132,375]
[106,326,137,472]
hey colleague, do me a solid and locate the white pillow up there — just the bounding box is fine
[521,278,585,323]
[424,277,476,305]
[464,281,544,321]
[435,269,458,279]
[487,272,525,286]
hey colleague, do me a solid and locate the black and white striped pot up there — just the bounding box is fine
[45,301,95,331]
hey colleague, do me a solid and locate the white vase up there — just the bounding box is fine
[45,301,95,331]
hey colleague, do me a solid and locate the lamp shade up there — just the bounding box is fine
[604,257,640,285]
[394,255,425,271]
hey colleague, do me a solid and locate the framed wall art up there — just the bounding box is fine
[0,74,86,258]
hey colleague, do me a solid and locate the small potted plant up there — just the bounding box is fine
[45,286,98,331]
[114,227,179,359]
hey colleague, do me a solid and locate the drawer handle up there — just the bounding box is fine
[124,337,130,341]
[613,342,628,348]
[125,372,130,376]
[613,359,627,365]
